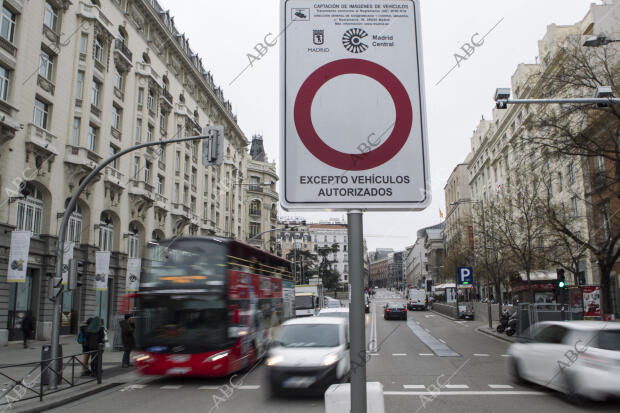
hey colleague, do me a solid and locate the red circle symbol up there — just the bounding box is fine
[294,58,413,171]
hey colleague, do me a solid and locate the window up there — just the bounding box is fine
[183,186,188,204]
[135,118,142,142]
[203,202,208,219]
[87,125,97,151]
[68,209,82,243]
[184,156,189,175]
[159,113,166,130]
[1,7,16,43]
[33,99,49,129]
[175,151,180,172]
[146,124,153,142]
[133,156,140,180]
[173,183,179,203]
[16,187,43,235]
[94,37,103,62]
[203,175,208,193]
[249,200,261,216]
[557,172,563,192]
[191,168,196,186]
[190,196,196,212]
[0,66,8,101]
[113,68,122,90]
[249,222,261,238]
[599,203,611,241]
[39,49,54,80]
[111,105,121,129]
[72,117,80,146]
[144,161,151,183]
[147,91,154,110]
[137,88,144,105]
[127,232,139,258]
[98,213,114,251]
[596,156,606,173]
[568,163,575,185]
[79,33,88,54]
[76,71,84,99]
[109,145,119,169]
[156,175,164,195]
[176,124,182,137]
[571,196,579,217]
[43,2,58,32]
[91,80,100,106]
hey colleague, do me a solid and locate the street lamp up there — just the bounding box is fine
[493,86,619,109]
[583,33,620,47]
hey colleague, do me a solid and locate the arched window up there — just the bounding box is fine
[142,52,150,64]
[127,223,139,258]
[249,200,261,217]
[16,184,43,235]
[64,199,82,243]
[179,93,185,104]
[98,212,114,251]
[118,26,127,45]
[94,37,104,63]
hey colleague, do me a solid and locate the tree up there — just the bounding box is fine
[286,249,317,284]
[317,243,341,288]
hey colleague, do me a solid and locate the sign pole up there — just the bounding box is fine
[348,210,366,413]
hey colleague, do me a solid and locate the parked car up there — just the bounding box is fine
[324,297,341,308]
[265,317,350,396]
[384,302,407,320]
[507,321,620,402]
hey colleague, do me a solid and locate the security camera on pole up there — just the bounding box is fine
[281,1,430,411]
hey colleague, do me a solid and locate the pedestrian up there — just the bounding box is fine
[86,317,105,377]
[79,318,93,376]
[20,312,34,349]
[120,314,135,368]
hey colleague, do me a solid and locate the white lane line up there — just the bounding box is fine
[445,384,469,389]
[369,353,380,356]
[392,353,407,356]
[501,354,511,357]
[473,353,489,357]
[238,385,260,390]
[161,385,182,390]
[489,385,513,389]
[199,386,221,390]
[424,328,430,332]
[418,353,434,356]
[403,385,426,389]
[119,384,146,392]
[384,391,548,396]
[439,339,447,344]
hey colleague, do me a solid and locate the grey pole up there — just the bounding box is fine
[348,210,366,413]
[49,133,208,389]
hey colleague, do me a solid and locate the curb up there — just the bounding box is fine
[14,382,123,413]
[475,326,515,344]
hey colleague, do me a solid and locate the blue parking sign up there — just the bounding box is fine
[457,267,473,286]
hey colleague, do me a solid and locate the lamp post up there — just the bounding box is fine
[583,33,620,47]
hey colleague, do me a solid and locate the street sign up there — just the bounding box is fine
[202,125,223,166]
[457,267,473,286]
[281,0,430,211]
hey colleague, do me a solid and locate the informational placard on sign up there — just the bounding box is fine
[61,242,74,286]
[281,0,430,210]
[95,251,111,291]
[126,258,141,292]
[7,231,31,283]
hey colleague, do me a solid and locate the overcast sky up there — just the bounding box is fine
[159,0,599,251]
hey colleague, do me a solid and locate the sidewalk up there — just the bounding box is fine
[476,324,518,344]
[1,336,133,413]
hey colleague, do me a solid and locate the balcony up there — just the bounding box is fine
[104,166,126,190]
[136,62,161,88]
[110,126,121,140]
[160,88,173,107]
[64,145,102,172]
[37,75,55,95]
[113,87,124,101]
[25,123,59,157]
[114,38,132,64]
[128,179,155,202]
[247,185,264,193]
[154,193,169,211]
[90,104,101,118]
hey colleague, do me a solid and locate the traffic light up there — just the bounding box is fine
[556,268,566,288]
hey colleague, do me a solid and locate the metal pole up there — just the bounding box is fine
[49,133,208,389]
[499,97,620,105]
[348,210,366,413]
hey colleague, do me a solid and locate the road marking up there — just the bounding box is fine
[238,385,260,390]
[199,386,221,390]
[370,353,380,356]
[473,353,489,357]
[384,390,548,396]
[425,315,435,318]
[407,321,460,357]
[489,384,513,389]
[161,385,182,390]
[445,384,469,389]
[119,384,146,392]
[424,328,430,332]
[501,354,511,357]
[392,353,407,356]
[418,353,434,356]
[439,339,447,344]
[403,385,426,389]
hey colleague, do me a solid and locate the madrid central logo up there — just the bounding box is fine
[342,28,368,53]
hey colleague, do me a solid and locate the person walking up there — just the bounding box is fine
[20,312,34,349]
[79,318,93,376]
[86,317,105,377]
[120,314,135,368]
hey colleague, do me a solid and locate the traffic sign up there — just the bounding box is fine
[281,0,430,210]
[457,267,473,286]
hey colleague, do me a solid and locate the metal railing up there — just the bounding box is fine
[0,345,103,406]
[115,38,133,61]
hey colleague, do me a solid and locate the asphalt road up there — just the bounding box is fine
[48,290,620,413]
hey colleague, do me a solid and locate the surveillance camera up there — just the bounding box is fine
[494,88,511,102]
[595,86,613,99]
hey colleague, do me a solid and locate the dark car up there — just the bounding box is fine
[364,294,370,313]
[384,302,407,320]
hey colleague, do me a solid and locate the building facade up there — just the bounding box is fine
[369,256,388,288]
[0,0,277,343]
[443,156,473,249]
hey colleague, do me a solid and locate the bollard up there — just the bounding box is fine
[97,343,103,384]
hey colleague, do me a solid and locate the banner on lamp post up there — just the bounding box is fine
[126,258,141,292]
[7,231,31,283]
[61,242,75,286]
[95,251,111,291]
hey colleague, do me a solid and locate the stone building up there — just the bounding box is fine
[0,0,278,343]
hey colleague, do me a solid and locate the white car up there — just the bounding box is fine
[324,297,341,308]
[507,321,620,401]
[265,317,350,395]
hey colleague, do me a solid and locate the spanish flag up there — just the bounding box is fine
[439,208,444,219]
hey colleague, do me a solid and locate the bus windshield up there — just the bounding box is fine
[141,239,227,289]
[135,294,231,353]
[295,295,314,310]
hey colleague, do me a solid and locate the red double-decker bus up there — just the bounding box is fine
[134,236,295,377]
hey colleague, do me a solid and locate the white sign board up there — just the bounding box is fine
[61,242,75,286]
[7,231,31,283]
[281,0,430,211]
[95,251,111,291]
[125,258,141,292]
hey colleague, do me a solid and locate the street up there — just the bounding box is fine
[45,290,620,413]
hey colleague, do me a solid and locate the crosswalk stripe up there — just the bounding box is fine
[199,386,221,390]
[473,353,489,357]
[160,385,182,390]
[489,384,513,389]
[384,390,548,396]
[403,385,426,389]
[501,354,511,357]
[439,339,447,344]
[418,353,433,356]
[238,385,260,390]
[445,384,469,389]
[392,353,407,356]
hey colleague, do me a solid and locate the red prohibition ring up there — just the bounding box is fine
[294,58,413,171]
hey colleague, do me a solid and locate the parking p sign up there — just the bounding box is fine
[457,267,473,286]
